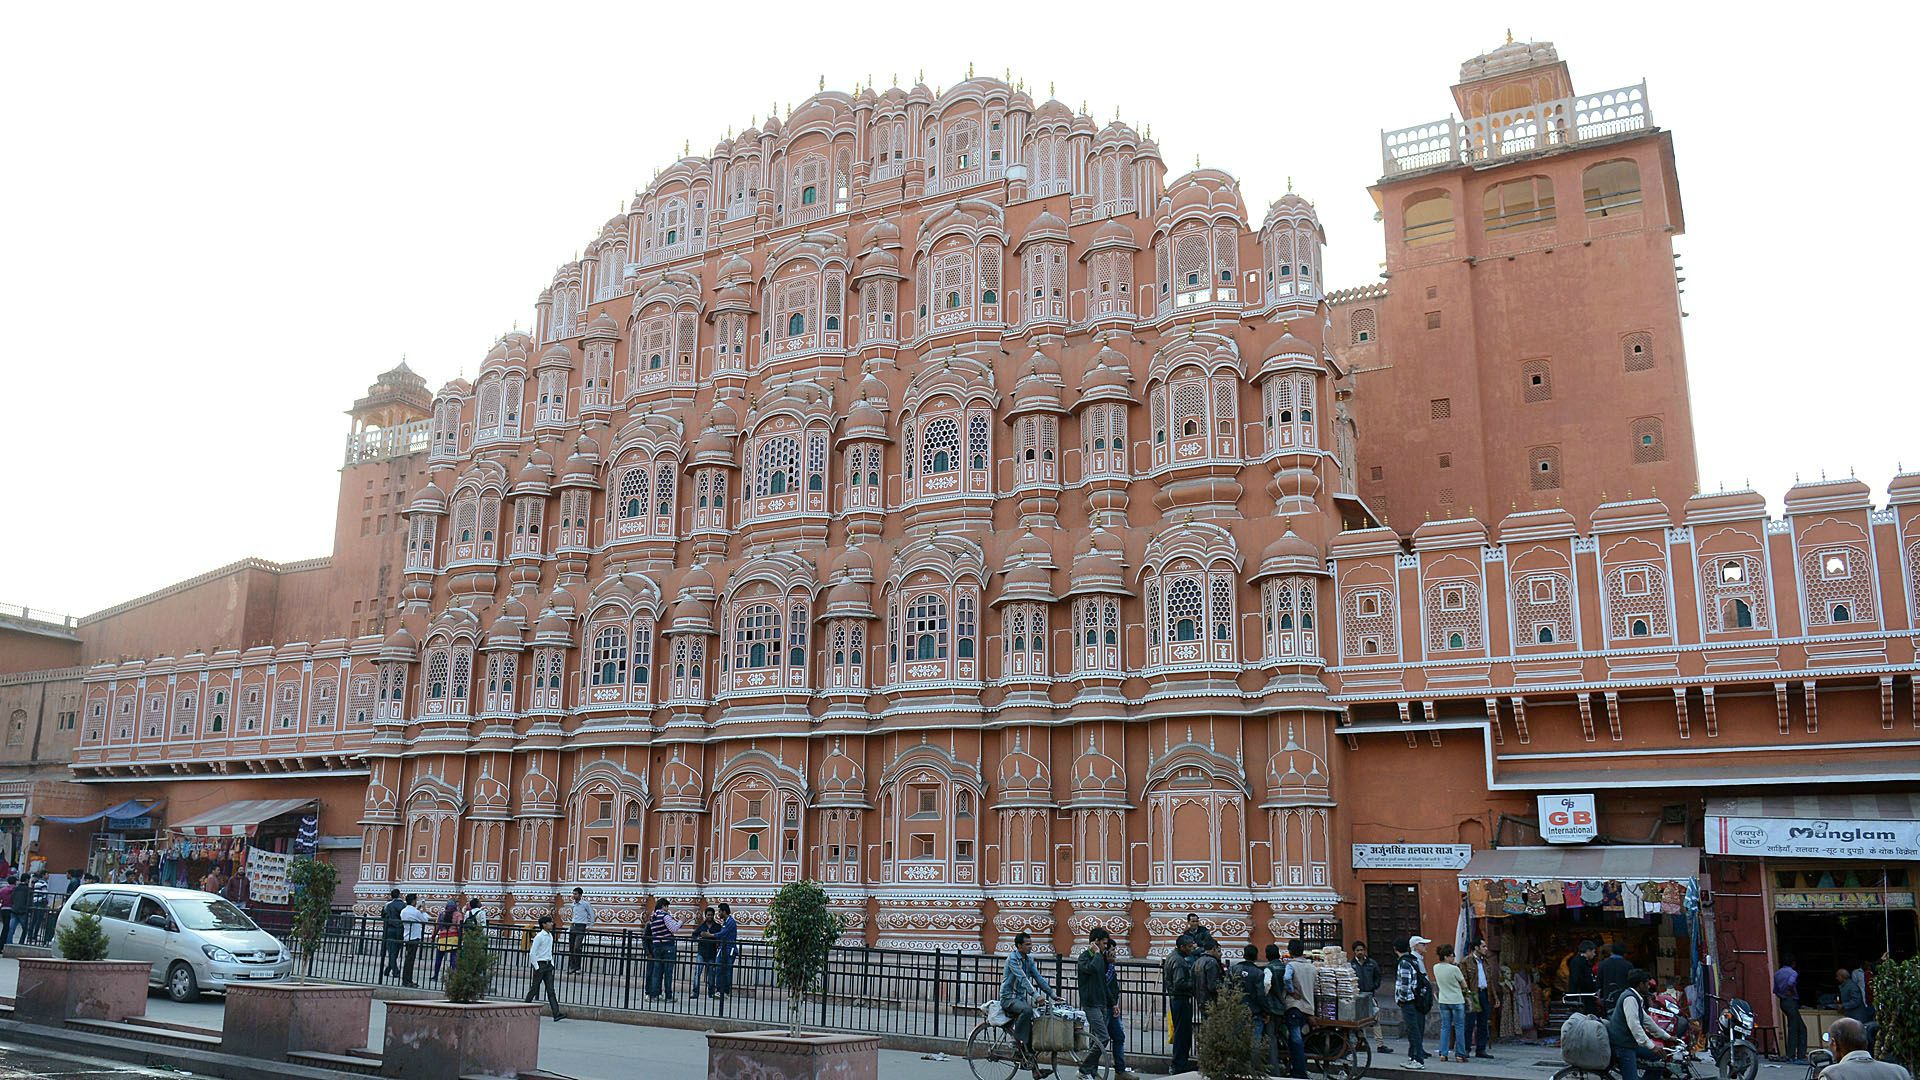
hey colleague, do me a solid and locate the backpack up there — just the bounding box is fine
[1167,953,1196,997]
[1403,958,1434,1013]
[1233,961,1268,1016]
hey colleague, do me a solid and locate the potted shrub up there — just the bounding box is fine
[221,857,374,1063]
[1194,991,1266,1079]
[382,917,539,1080]
[706,880,878,1080]
[15,908,152,1025]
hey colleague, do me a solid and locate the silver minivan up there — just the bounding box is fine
[55,884,292,1000]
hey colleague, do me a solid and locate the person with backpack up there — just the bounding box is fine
[1163,936,1199,1073]
[1606,968,1666,1080]
[1394,936,1433,1069]
[1281,938,1319,1078]
[1229,945,1273,1072]
[1078,928,1132,1080]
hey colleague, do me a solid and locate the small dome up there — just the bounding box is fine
[718,253,753,282]
[380,625,418,659]
[714,282,751,308]
[513,455,554,493]
[582,311,620,340]
[829,544,875,582]
[1022,210,1069,245]
[1076,345,1136,403]
[408,480,449,514]
[666,595,715,634]
[822,576,875,618]
[844,399,889,439]
[1032,98,1073,124]
[691,425,734,464]
[1252,528,1328,582]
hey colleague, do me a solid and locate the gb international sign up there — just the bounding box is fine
[1352,843,1474,869]
[1707,814,1920,861]
[1538,794,1598,844]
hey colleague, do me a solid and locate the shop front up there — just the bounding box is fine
[1704,793,1919,1048]
[1457,844,1704,1039]
[0,787,28,869]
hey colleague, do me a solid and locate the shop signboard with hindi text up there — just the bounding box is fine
[1352,843,1473,869]
[1707,814,1920,861]
[1537,794,1598,843]
[0,797,26,816]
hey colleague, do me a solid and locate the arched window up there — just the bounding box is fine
[1832,604,1851,623]
[1537,626,1554,643]
[1726,598,1753,628]
[922,416,958,474]
[1402,191,1455,247]
[801,186,817,206]
[1630,618,1650,637]
[1484,176,1556,234]
[906,594,948,661]
[591,627,627,685]
[981,289,997,305]
[735,603,781,669]
[787,312,805,337]
[1583,159,1643,218]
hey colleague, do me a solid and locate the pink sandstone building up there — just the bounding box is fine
[12,40,1914,1027]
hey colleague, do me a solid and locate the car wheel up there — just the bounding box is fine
[166,961,200,1003]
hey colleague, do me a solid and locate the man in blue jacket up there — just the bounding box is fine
[714,902,739,998]
[1000,931,1054,1078]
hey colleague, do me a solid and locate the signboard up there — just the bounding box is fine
[106,816,152,831]
[0,797,26,817]
[249,847,293,905]
[1352,843,1473,869]
[1707,814,1920,861]
[1773,890,1916,911]
[1537,794,1599,844]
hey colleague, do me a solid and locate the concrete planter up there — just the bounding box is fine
[380,1000,540,1080]
[706,1030,880,1080]
[221,982,374,1061]
[13,958,151,1025]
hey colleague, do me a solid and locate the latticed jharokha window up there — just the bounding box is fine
[1631,417,1666,463]
[1483,176,1556,233]
[1403,192,1455,247]
[1583,159,1643,218]
[905,594,949,661]
[1622,331,1655,372]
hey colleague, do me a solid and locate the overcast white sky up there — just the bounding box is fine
[3,3,1913,618]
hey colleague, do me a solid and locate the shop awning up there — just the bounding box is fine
[1458,845,1700,887]
[41,799,164,825]
[168,797,314,838]
[1705,795,1920,860]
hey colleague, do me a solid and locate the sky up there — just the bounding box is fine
[2,2,1914,618]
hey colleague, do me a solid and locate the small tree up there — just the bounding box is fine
[55,909,111,962]
[1877,954,1920,1073]
[765,880,845,1037]
[1195,991,1266,1080]
[443,923,495,1004]
[288,857,339,983]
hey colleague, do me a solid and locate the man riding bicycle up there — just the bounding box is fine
[1002,931,1055,1078]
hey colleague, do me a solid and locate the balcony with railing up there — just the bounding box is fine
[343,419,432,465]
[1381,81,1652,176]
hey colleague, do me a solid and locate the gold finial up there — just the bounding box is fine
[1003,67,1010,81]
[917,68,925,83]
[1506,27,1514,45]
[1287,175,1294,194]
[1195,153,1201,168]
[891,72,898,86]
[967,60,974,79]
[1511,501,1518,511]
[819,74,825,92]
[1050,80,1056,98]
[1114,105,1120,120]
[1144,123,1152,139]
[682,138,689,156]
[1080,99,1087,114]
[726,125,732,138]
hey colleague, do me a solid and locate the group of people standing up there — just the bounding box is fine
[1775,955,1882,1063]
[0,870,52,947]
[378,887,486,988]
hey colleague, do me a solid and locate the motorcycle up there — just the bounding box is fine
[1709,998,1759,1080]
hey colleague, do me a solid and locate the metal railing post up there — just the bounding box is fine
[620,928,633,1010]
[933,949,944,1039]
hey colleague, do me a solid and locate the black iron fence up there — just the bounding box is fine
[275,913,1340,1057]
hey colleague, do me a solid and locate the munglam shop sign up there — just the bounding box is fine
[1707,811,1920,861]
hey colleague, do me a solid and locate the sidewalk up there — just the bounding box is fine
[0,956,1574,1078]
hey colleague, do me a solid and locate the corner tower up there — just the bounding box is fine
[1334,39,1698,528]
[332,362,434,639]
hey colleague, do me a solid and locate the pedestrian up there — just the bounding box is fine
[0,875,15,948]
[1259,944,1290,1072]
[1567,940,1599,1014]
[1163,936,1198,1074]
[27,871,49,943]
[1598,942,1633,1009]
[464,897,487,931]
[1433,943,1467,1064]
[1394,935,1433,1070]
[1282,938,1318,1078]
[1352,940,1383,1026]
[693,906,721,998]
[523,915,567,1021]
[1822,1017,1909,1080]
[714,902,738,998]
[431,896,461,981]
[379,888,405,979]
[399,892,431,987]
[1193,940,1223,1021]
[645,897,680,1001]
[1179,911,1217,954]
[1606,968,1666,1080]
[999,930,1053,1078]
[1228,944,1273,1076]
[1774,954,1805,1062]
[566,887,592,974]
[1077,928,1137,1080]
[1460,938,1498,1059]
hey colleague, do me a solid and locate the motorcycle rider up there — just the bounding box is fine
[1607,969,1668,1080]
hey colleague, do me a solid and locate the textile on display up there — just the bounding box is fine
[248,847,293,904]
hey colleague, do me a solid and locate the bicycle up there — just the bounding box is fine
[963,1001,1088,1080]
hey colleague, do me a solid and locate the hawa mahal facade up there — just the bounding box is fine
[20,42,1915,1005]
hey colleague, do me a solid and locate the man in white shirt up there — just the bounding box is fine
[566,887,593,974]
[399,893,433,987]
[523,915,566,1021]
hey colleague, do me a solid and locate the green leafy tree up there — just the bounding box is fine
[288,858,339,983]
[765,880,845,1037]
[1878,954,1920,1073]
[55,909,111,962]
[1195,990,1266,1080]
[443,923,495,1004]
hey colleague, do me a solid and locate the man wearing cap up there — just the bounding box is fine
[1394,936,1432,1069]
